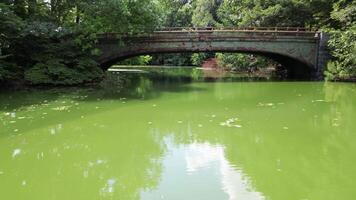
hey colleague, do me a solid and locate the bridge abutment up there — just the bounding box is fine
[316,32,331,80]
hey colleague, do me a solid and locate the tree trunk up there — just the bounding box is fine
[76,6,81,24]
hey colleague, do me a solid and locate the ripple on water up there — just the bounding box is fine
[220,118,242,128]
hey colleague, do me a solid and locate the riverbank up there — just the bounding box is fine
[1,65,355,92]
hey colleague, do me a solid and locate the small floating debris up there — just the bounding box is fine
[37,152,44,160]
[177,121,183,124]
[12,149,21,158]
[0,171,4,175]
[148,122,153,125]
[152,104,157,107]
[312,99,326,103]
[283,127,289,130]
[10,112,16,118]
[220,118,242,128]
[332,123,340,127]
[52,106,70,111]
[22,180,27,186]
[258,103,274,107]
[96,160,106,165]
[198,124,203,128]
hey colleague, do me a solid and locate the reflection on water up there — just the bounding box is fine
[0,68,356,200]
[142,141,264,200]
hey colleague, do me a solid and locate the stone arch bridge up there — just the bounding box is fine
[96,27,329,79]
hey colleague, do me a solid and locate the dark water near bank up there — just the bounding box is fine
[1,67,356,200]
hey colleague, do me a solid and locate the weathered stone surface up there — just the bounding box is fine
[96,30,328,79]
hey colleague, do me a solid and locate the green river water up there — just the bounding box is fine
[0,68,356,200]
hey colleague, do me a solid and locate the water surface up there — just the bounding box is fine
[1,69,356,200]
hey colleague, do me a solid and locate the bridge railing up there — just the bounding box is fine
[154,27,319,38]
[158,27,318,32]
[98,27,320,39]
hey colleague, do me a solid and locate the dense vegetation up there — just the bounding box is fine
[0,0,162,85]
[0,0,355,86]
[324,1,356,81]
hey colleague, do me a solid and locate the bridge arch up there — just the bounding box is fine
[96,29,321,79]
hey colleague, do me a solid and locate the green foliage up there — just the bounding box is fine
[0,0,164,86]
[330,0,356,28]
[216,53,271,72]
[1,0,356,85]
[325,61,341,80]
[118,55,153,66]
[325,25,356,80]
[191,53,207,66]
[160,0,193,27]
[0,3,22,36]
[0,60,22,82]
[81,0,163,34]
[25,58,103,85]
[150,53,193,66]
[20,22,103,85]
[217,0,334,28]
[324,1,356,81]
[216,53,249,70]
[192,0,219,27]
[0,3,23,82]
[13,0,27,18]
